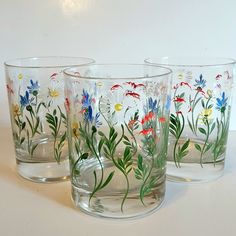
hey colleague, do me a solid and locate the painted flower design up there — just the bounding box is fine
[72,121,80,137]
[27,79,40,96]
[146,97,158,113]
[165,95,171,111]
[216,92,228,113]
[194,74,206,89]
[47,80,64,106]
[199,108,213,123]
[12,104,21,117]
[81,89,101,126]
[20,91,31,108]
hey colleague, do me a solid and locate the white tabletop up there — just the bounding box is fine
[0,127,235,236]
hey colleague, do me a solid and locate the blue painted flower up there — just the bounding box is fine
[27,79,40,96]
[216,92,228,113]
[20,91,30,107]
[83,105,93,122]
[165,95,171,111]
[94,113,102,127]
[194,74,206,89]
[81,90,102,126]
[81,89,92,108]
[147,97,158,113]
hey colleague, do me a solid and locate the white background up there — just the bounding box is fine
[1,0,236,129]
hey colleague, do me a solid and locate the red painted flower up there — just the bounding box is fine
[139,128,154,135]
[126,82,145,89]
[174,97,185,103]
[180,82,191,89]
[6,84,14,94]
[65,98,70,112]
[125,91,140,99]
[111,84,122,91]
[158,117,166,123]
[141,111,154,124]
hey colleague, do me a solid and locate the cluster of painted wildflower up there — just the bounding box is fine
[68,81,170,211]
[169,71,232,168]
[7,73,66,163]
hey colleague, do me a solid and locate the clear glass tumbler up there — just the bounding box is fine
[64,64,172,219]
[5,57,95,183]
[145,57,235,182]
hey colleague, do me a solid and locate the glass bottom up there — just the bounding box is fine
[16,159,70,183]
[167,136,225,183]
[71,159,165,219]
[166,160,224,183]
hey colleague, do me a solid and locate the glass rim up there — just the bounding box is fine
[63,63,172,80]
[144,57,236,67]
[4,56,95,68]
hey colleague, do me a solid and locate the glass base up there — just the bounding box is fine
[16,159,70,183]
[166,160,224,183]
[71,184,165,219]
[71,158,166,219]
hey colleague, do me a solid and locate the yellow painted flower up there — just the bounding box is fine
[207,89,213,97]
[72,121,79,137]
[96,82,103,87]
[202,108,212,117]
[46,80,64,106]
[18,74,23,80]
[12,104,21,117]
[177,72,184,80]
[114,103,122,112]
[48,89,60,98]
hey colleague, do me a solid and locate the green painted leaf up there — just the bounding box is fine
[194,143,201,152]
[208,104,213,109]
[124,147,130,158]
[204,143,213,152]
[109,127,115,139]
[181,139,190,152]
[98,138,105,154]
[100,171,115,189]
[201,99,205,108]
[198,127,206,135]
[20,137,25,144]
[210,122,216,134]
[110,132,118,143]
[80,152,89,160]
[169,124,177,131]
[22,122,26,130]
[137,154,143,171]
[98,131,105,137]
[92,126,97,133]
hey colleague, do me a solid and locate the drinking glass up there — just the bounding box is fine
[145,57,235,182]
[5,57,95,182]
[64,64,172,218]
